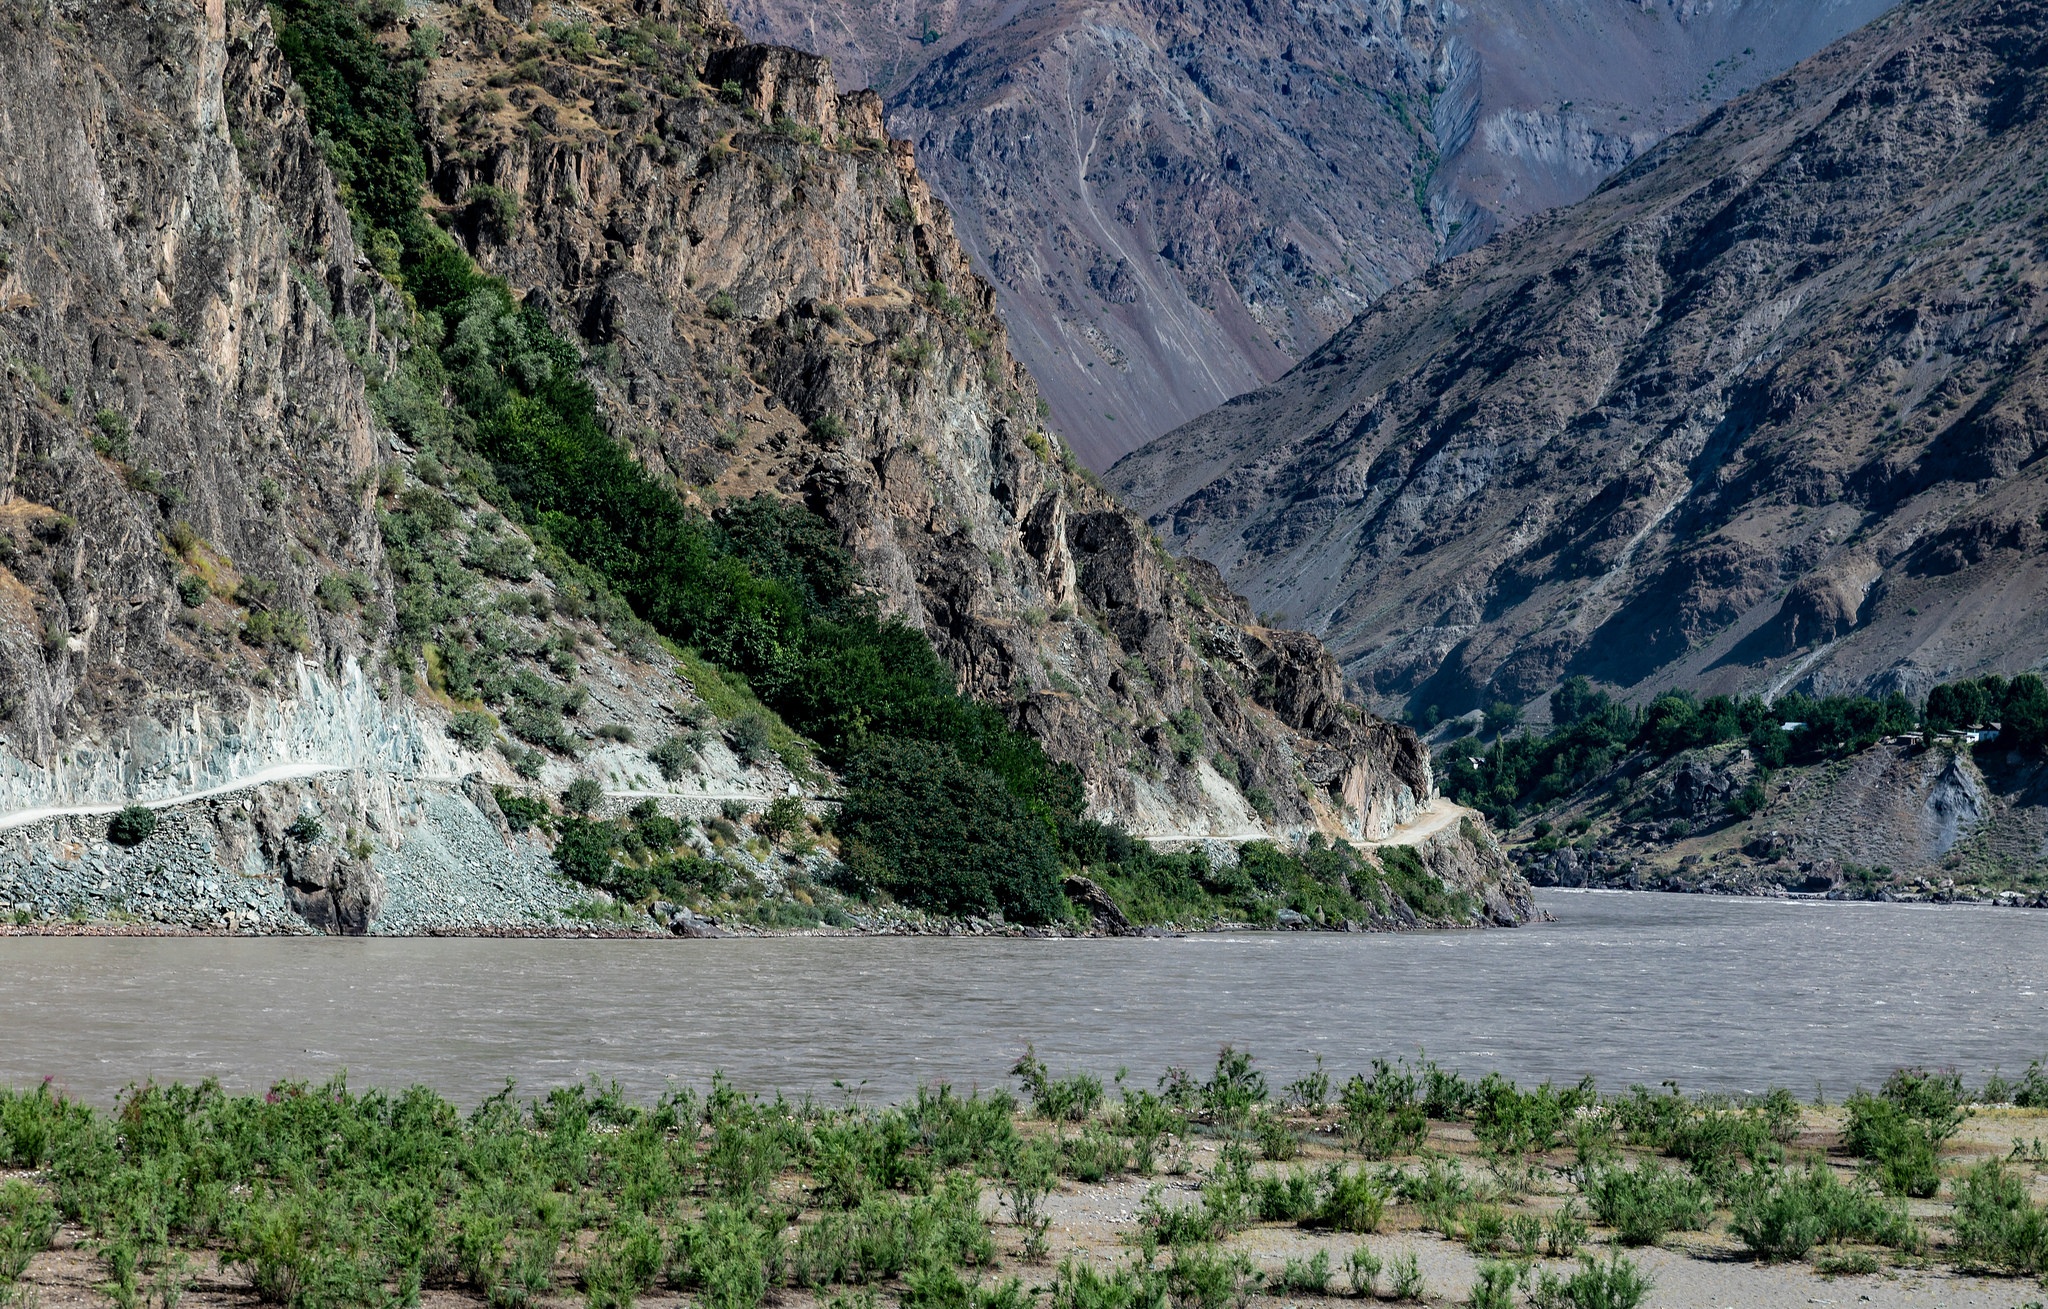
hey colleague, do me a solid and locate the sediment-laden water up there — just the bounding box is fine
[3,891,2043,1103]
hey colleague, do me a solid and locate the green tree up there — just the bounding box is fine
[833,741,1062,923]
[562,777,604,815]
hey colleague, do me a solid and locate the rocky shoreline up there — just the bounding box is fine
[1519,842,2048,908]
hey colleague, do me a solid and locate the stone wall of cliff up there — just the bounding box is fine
[411,0,1448,848]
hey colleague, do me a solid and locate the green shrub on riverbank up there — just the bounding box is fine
[4,1052,2043,1306]
[1844,1068,1969,1198]
[1584,1163,1712,1245]
[1951,1161,2048,1274]
[1727,1164,1919,1261]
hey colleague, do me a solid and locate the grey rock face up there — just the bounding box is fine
[1112,0,2048,720]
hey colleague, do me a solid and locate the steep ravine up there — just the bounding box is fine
[0,0,1527,933]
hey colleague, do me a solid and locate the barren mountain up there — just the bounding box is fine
[1110,0,2048,720]
[730,0,1895,466]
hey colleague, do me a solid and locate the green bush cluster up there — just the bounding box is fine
[1843,1068,1967,1198]
[1583,1163,1712,1246]
[551,804,720,905]
[0,1072,1034,1309]
[835,742,1062,923]
[1059,826,1476,931]
[1726,1164,1919,1261]
[1339,1061,1428,1159]
[1524,1252,1652,1309]
[1951,1161,2048,1274]
[105,804,158,848]
[1473,1074,1598,1158]
[1606,1084,1795,1193]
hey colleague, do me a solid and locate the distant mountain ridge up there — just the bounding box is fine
[731,0,1897,466]
[1109,0,2048,721]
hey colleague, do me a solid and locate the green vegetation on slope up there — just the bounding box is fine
[269,0,1085,919]
[1441,674,2048,828]
[267,0,1446,929]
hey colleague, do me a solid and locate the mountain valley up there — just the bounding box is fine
[732,0,1897,466]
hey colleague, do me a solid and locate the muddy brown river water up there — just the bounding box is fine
[2,890,2044,1103]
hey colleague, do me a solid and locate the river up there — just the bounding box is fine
[3,891,2044,1105]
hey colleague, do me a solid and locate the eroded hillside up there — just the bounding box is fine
[1112,0,2048,726]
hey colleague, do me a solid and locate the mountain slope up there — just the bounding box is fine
[1111,0,2048,722]
[0,0,1528,931]
[731,0,1896,466]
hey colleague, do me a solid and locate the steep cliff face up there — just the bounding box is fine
[413,0,1444,846]
[0,0,813,932]
[0,0,1521,930]
[0,0,387,759]
[1112,0,2048,722]
[731,0,1897,466]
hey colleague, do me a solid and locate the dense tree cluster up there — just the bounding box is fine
[1443,673,2045,828]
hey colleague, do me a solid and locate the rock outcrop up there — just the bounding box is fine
[414,0,1451,850]
[1112,0,2048,721]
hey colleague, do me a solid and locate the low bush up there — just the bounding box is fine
[1254,1166,1318,1224]
[447,709,496,749]
[1843,1087,1953,1198]
[1812,1247,1879,1276]
[674,1205,776,1309]
[1345,1248,1381,1297]
[1584,1163,1712,1245]
[1276,1249,1329,1295]
[0,1179,55,1283]
[492,787,551,834]
[1061,1126,1128,1183]
[1526,1252,1652,1309]
[1951,1161,2048,1274]
[648,732,701,781]
[1160,1247,1253,1309]
[1011,1049,1104,1124]
[106,805,157,847]
[1545,1201,1589,1258]
[1340,1063,1428,1159]
[1312,1166,1388,1233]
[1473,1073,1595,1157]
[1467,1259,1517,1309]
[1727,1163,1918,1261]
[1046,1259,1168,1309]
[1388,1251,1425,1302]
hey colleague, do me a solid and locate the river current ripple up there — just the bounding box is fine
[2,891,2043,1105]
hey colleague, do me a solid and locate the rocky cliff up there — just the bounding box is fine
[730,0,1896,466]
[1112,0,2048,723]
[410,0,1453,848]
[0,0,1519,931]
